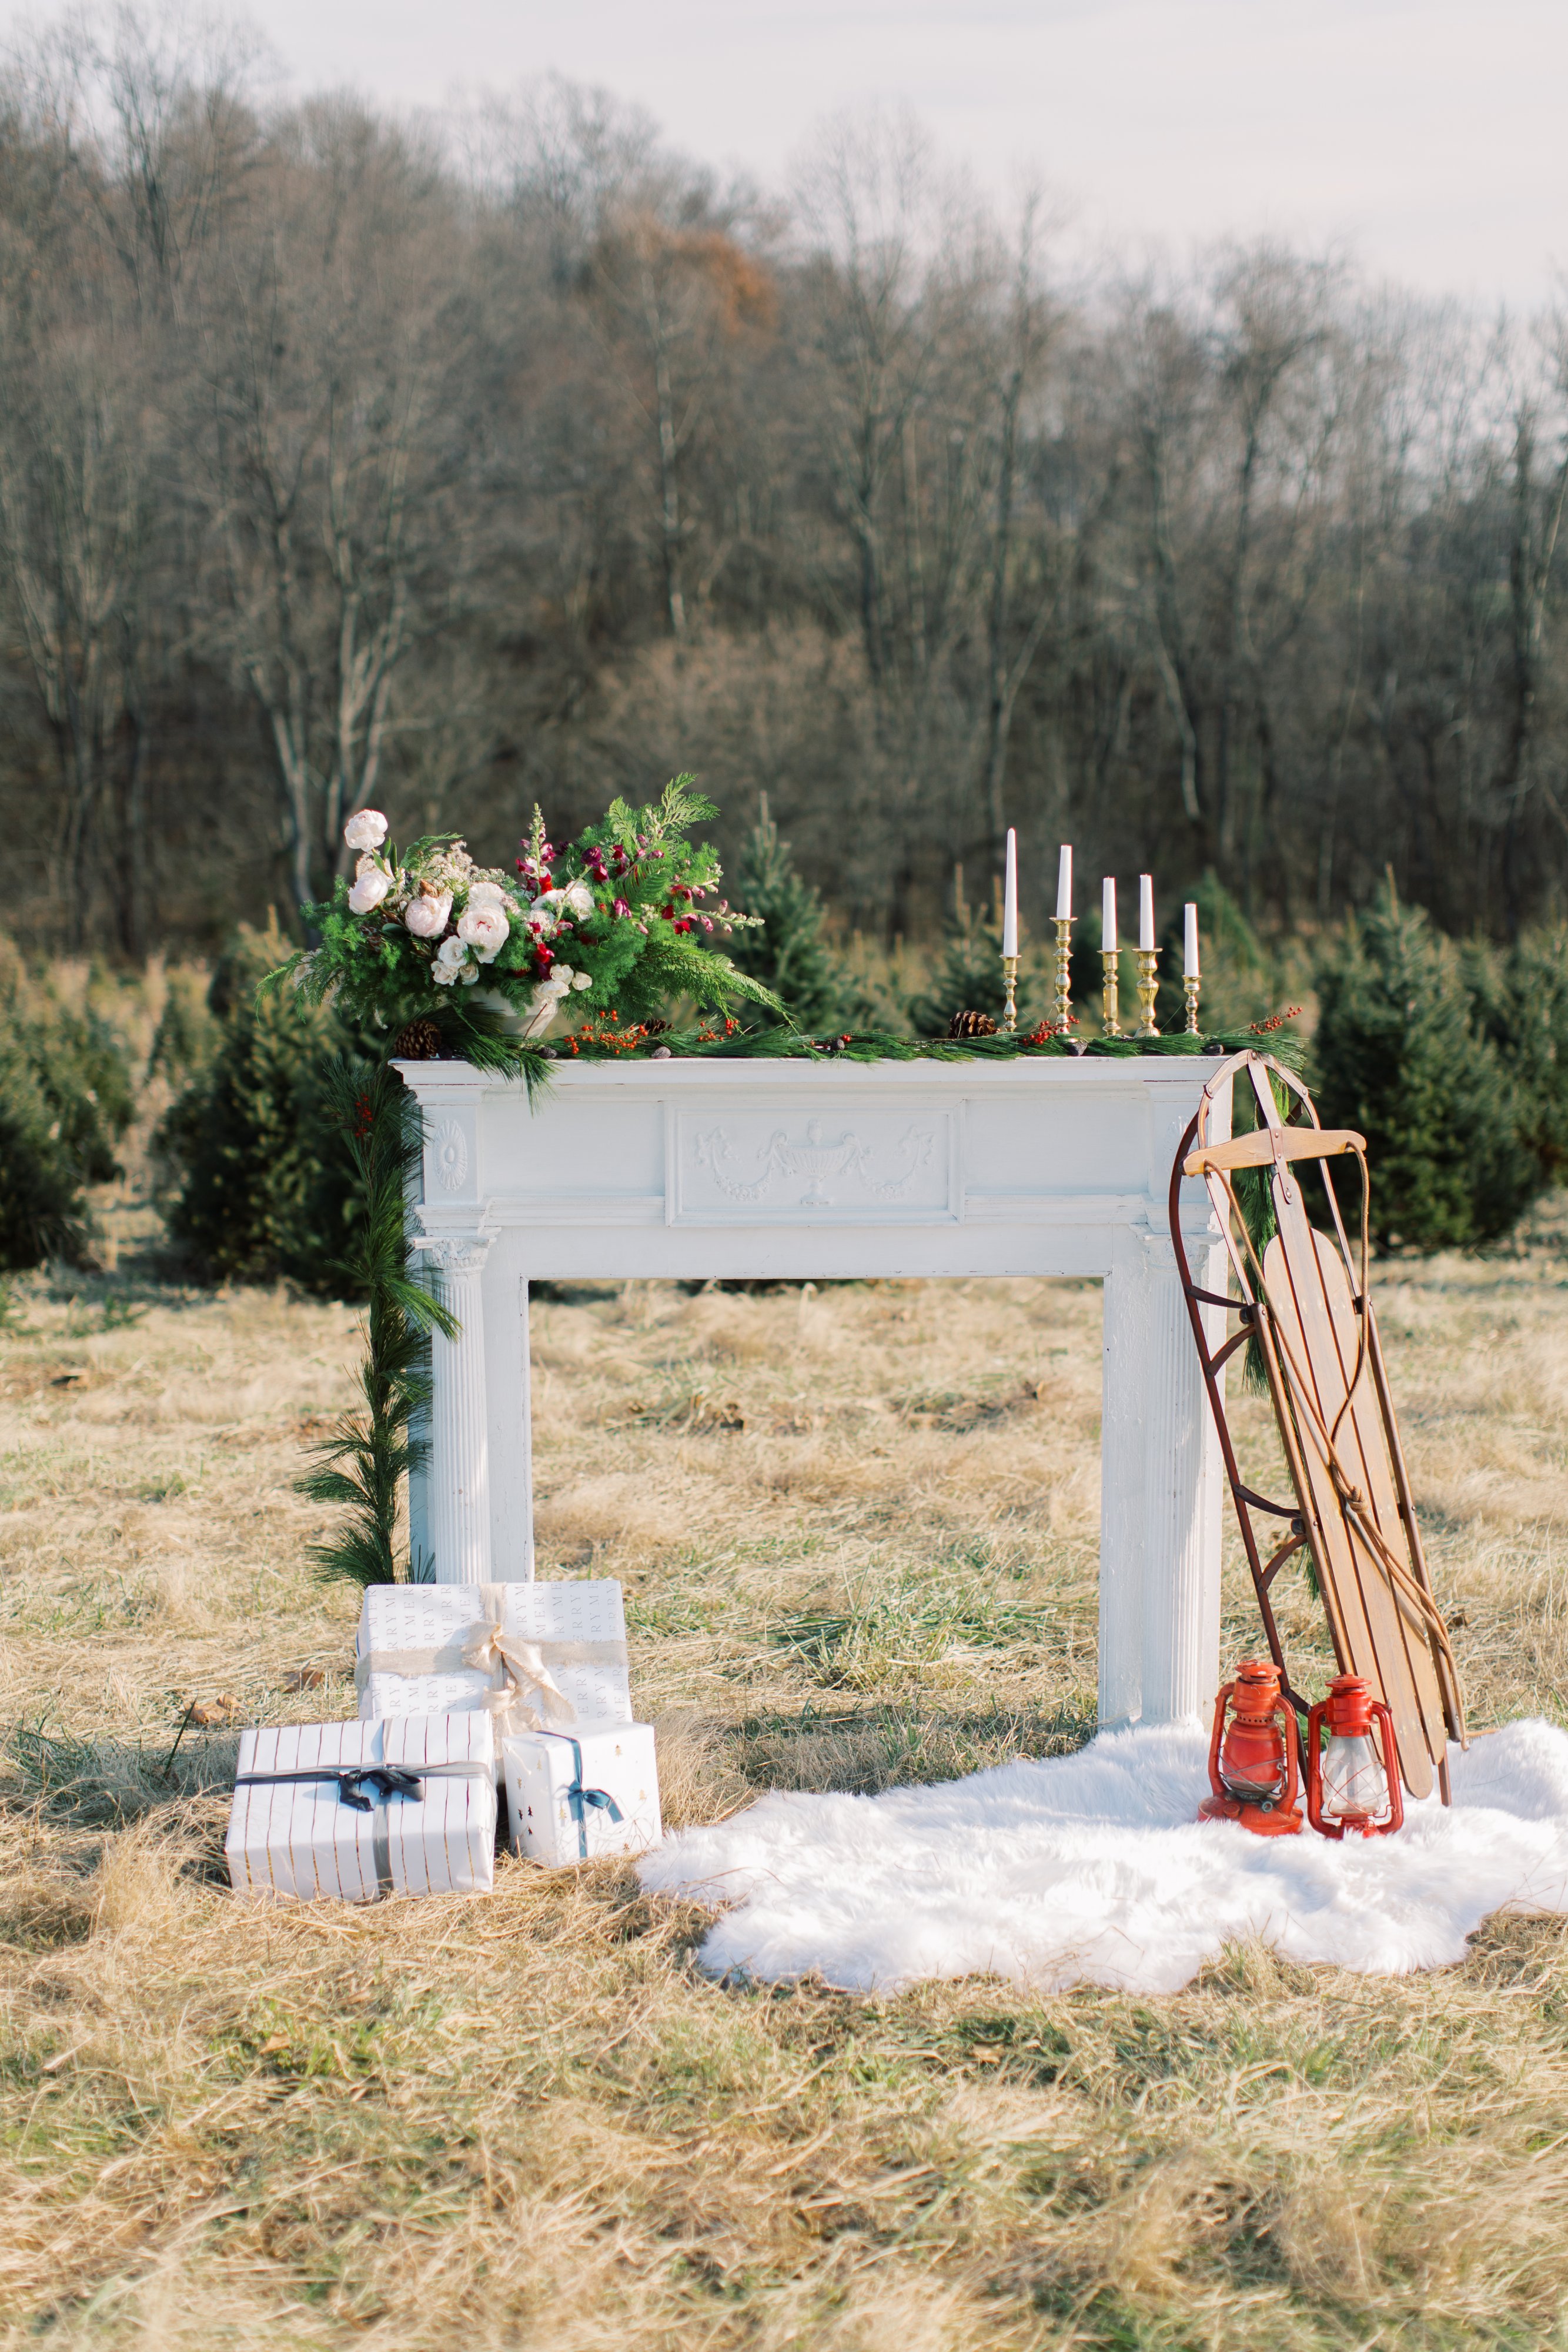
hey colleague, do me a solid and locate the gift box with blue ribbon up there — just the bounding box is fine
[226,1713,497,1900]
[502,1723,661,1866]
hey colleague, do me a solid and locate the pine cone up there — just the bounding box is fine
[393,1016,443,1061]
[948,1009,998,1038]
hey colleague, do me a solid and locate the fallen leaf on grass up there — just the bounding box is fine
[187,1693,242,1728]
[280,1668,326,1692]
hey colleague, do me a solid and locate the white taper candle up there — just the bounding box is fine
[1002,830,1018,956]
[1101,876,1116,953]
[1184,901,1199,978]
[1138,873,1155,951]
[1055,844,1072,920]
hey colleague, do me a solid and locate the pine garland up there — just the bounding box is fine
[296,1061,457,1588]
[547,1022,1306,1069]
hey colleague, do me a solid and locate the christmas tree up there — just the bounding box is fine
[905,863,1048,1036]
[155,920,367,1295]
[726,796,843,1033]
[1312,881,1536,1249]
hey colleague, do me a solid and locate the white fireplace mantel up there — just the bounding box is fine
[398,1053,1232,1728]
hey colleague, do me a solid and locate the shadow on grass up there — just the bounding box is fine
[3,1719,239,1829]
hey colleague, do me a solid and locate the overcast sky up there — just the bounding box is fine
[142,0,1568,303]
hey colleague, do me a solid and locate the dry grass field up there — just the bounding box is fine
[4,1191,1568,2346]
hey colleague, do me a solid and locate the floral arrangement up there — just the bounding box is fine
[273,779,780,1063]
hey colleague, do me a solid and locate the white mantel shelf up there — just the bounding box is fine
[399,1053,1232,1728]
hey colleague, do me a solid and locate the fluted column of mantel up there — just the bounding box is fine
[419,1231,496,1584]
[1099,1233,1147,1728]
[1138,1234,1224,1724]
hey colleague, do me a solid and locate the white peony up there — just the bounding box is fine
[404,889,453,939]
[571,970,593,990]
[550,963,574,987]
[432,934,469,987]
[348,866,392,914]
[343,808,389,852]
[457,903,509,963]
[466,878,509,910]
[527,904,557,940]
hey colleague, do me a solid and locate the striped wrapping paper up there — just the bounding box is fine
[226,1713,496,1901]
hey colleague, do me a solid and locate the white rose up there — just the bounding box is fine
[404,889,453,940]
[343,809,389,852]
[520,975,571,1039]
[571,970,592,990]
[466,879,509,910]
[527,904,557,940]
[432,934,468,987]
[457,903,509,963]
[348,867,391,914]
[535,884,594,920]
[549,963,574,987]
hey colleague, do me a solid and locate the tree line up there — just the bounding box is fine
[4,12,1568,959]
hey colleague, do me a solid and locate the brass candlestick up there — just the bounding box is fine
[1100,949,1122,1037]
[1183,973,1201,1035]
[1135,947,1161,1038]
[1002,954,1019,1033]
[1052,917,1073,1033]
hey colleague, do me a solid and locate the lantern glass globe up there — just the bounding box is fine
[1322,1733,1388,1819]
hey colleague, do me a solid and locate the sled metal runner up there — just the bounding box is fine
[1169,1050,1466,1803]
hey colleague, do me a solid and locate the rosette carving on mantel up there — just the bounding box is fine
[431,1119,470,1192]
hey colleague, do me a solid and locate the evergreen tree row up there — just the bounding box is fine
[5,821,1568,1278]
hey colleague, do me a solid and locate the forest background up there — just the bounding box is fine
[6,12,1568,961]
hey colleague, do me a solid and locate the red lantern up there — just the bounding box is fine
[1306,1675,1403,1839]
[1199,1658,1303,1837]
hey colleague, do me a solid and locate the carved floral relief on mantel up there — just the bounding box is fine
[681,1113,951,1218]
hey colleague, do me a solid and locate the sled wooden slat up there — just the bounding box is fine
[1169,1048,1464,1803]
[1259,1230,1439,1796]
[1306,1232,1449,1772]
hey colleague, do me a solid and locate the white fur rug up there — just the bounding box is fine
[638,1719,1568,1994]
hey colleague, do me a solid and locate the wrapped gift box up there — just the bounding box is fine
[227,1713,496,1901]
[503,1724,662,1867]
[355,1581,630,1759]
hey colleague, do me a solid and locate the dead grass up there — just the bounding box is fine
[5,1210,1568,2347]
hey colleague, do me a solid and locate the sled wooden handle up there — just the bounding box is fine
[1184,1128,1365,1178]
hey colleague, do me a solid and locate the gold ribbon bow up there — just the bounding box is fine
[459,1623,577,1735]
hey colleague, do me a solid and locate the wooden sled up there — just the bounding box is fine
[1169,1050,1466,1802]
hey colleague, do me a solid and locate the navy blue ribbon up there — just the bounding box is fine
[233,1761,487,1893]
[562,1737,623,1859]
[234,1764,424,1812]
